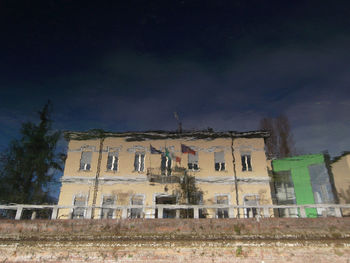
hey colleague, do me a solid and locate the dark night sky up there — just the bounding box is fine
[1,0,350,158]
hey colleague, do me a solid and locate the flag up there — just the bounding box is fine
[150,145,162,154]
[170,152,181,164]
[165,148,172,160]
[181,144,196,155]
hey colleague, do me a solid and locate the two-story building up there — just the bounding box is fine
[57,130,272,219]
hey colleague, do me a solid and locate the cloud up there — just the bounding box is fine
[2,37,350,157]
[287,96,350,156]
[46,40,350,156]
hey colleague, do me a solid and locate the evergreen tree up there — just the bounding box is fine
[0,101,62,204]
[178,170,204,218]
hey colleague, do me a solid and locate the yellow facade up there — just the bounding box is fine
[57,131,272,219]
[332,153,350,216]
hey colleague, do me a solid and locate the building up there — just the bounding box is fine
[331,152,350,216]
[57,130,272,219]
[271,154,336,218]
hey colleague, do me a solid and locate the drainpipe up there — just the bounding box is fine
[91,136,105,219]
[230,132,240,218]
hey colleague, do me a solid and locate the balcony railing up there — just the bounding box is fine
[146,167,186,184]
[1,203,350,220]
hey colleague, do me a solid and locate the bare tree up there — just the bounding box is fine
[260,115,295,159]
[259,117,278,159]
[276,115,295,158]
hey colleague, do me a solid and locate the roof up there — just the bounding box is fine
[331,151,350,164]
[64,129,270,141]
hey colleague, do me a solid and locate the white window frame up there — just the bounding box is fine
[161,155,172,175]
[107,152,119,172]
[80,151,92,171]
[188,151,199,171]
[100,194,117,219]
[214,151,225,171]
[129,194,145,218]
[214,194,230,218]
[134,152,145,172]
[241,153,252,172]
[71,194,88,219]
[243,194,259,218]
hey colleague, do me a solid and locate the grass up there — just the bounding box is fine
[233,224,242,235]
[235,246,243,256]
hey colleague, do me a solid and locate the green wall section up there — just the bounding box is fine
[272,154,325,218]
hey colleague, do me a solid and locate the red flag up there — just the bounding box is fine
[181,144,196,155]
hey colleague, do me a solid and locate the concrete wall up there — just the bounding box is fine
[1,218,350,262]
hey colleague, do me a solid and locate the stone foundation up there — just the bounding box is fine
[1,218,350,262]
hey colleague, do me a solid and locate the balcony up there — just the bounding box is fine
[146,167,186,184]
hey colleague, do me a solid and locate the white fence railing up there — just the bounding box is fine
[0,204,350,220]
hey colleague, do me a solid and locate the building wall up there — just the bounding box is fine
[332,154,350,216]
[58,133,272,218]
[272,154,335,218]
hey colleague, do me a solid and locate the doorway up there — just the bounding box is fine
[155,195,177,218]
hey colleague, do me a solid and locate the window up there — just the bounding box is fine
[101,195,115,219]
[195,192,205,218]
[274,171,298,217]
[214,151,225,171]
[320,184,331,203]
[107,151,118,171]
[216,195,229,218]
[130,195,143,218]
[161,155,172,175]
[244,195,259,218]
[80,151,92,171]
[188,152,199,171]
[72,195,87,219]
[134,152,145,172]
[241,154,252,171]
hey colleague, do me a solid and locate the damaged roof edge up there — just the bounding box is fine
[331,151,350,164]
[63,129,270,141]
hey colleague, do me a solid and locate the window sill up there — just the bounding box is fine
[133,170,145,173]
